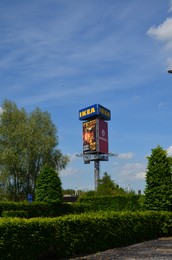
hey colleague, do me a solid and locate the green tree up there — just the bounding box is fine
[97,172,126,196]
[35,165,63,202]
[144,145,172,211]
[0,100,69,200]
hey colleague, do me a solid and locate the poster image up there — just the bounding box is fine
[82,119,97,153]
[82,119,109,154]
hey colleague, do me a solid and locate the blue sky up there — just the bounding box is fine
[1,0,172,193]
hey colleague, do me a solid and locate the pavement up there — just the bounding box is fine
[70,237,172,260]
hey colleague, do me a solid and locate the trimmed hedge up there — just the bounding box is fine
[78,195,144,211]
[0,211,172,259]
[0,201,88,218]
[2,210,28,218]
[0,195,146,219]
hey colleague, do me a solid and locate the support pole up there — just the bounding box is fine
[94,160,100,191]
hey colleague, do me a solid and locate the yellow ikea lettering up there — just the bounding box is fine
[80,107,95,118]
[90,107,95,114]
[100,108,110,117]
[80,111,86,117]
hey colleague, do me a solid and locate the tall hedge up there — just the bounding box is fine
[0,201,89,218]
[0,211,171,259]
[78,195,143,211]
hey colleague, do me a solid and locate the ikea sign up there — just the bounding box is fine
[79,104,111,121]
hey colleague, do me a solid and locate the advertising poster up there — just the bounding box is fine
[82,119,97,153]
[82,119,109,154]
[97,119,108,154]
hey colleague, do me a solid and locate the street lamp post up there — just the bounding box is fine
[168,69,172,74]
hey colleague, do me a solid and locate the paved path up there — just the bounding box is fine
[70,237,172,260]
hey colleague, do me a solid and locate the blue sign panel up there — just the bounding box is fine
[98,104,111,121]
[79,104,97,120]
[27,194,33,203]
[79,104,111,121]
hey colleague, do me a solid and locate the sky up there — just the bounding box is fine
[1,0,172,193]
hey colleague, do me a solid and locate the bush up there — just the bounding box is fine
[2,210,28,218]
[0,211,171,259]
[78,195,143,211]
[0,201,88,218]
[35,165,63,203]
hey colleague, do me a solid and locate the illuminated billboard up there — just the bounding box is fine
[79,104,111,121]
[82,119,108,154]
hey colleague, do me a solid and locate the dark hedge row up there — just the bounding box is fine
[78,195,144,211]
[0,195,144,218]
[0,201,88,218]
[0,211,172,259]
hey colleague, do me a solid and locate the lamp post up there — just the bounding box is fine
[168,69,172,74]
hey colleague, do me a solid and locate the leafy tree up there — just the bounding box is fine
[144,145,172,211]
[35,165,63,202]
[0,100,69,200]
[97,172,126,196]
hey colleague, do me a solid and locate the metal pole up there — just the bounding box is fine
[94,160,100,191]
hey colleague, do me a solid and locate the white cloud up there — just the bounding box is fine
[147,15,172,69]
[0,107,3,115]
[118,152,135,160]
[60,167,79,177]
[120,163,146,181]
[166,145,172,156]
[135,172,146,180]
[147,18,172,43]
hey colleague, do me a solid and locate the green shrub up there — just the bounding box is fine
[78,195,143,211]
[0,211,171,259]
[2,210,28,218]
[0,201,92,218]
[35,165,63,203]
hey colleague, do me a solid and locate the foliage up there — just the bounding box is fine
[97,172,126,195]
[80,172,126,197]
[144,145,172,211]
[0,201,69,218]
[78,195,143,211]
[0,211,171,259]
[2,210,28,218]
[63,189,76,195]
[81,190,97,197]
[35,165,63,203]
[0,100,69,201]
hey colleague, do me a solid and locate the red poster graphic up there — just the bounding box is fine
[82,119,97,153]
[98,119,108,154]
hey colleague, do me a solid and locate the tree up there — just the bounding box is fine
[35,165,63,202]
[144,145,172,211]
[97,172,126,196]
[0,100,69,200]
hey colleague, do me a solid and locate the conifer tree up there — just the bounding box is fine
[144,145,172,210]
[35,165,63,203]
